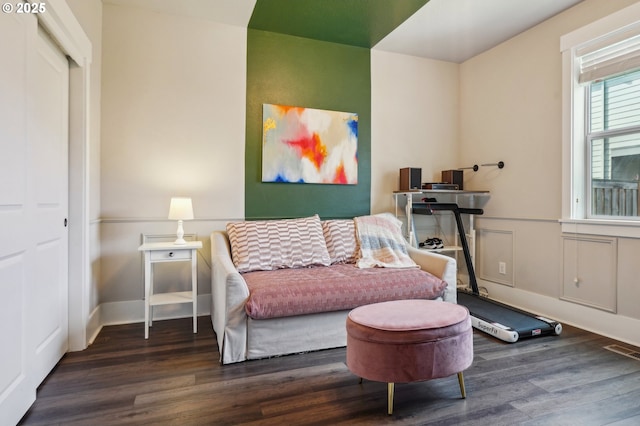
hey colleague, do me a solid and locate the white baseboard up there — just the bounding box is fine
[480,280,640,348]
[96,294,211,328]
[87,305,102,346]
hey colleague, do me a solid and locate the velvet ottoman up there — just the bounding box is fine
[346,299,473,414]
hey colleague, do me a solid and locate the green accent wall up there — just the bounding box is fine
[245,29,371,219]
[249,0,428,48]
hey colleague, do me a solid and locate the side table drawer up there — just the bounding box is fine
[150,249,191,261]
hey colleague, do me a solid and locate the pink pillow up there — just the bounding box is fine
[227,215,331,273]
[322,219,358,264]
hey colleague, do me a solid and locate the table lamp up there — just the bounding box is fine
[168,197,194,245]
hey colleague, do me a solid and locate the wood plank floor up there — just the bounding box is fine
[19,316,640,425]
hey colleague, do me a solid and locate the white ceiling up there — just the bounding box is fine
[103,0,585,63]
[375,0,585,63]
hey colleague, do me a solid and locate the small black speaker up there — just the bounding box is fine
[441,169,463,190]
[399,168,422,190]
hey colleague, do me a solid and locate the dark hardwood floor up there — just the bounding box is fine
[19,316,640,425]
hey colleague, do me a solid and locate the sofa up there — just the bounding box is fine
[210,214,458,364]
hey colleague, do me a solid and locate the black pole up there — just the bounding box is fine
[412,203,481,295]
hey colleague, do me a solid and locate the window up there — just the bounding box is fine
[561,3,640,236]
[587,70,640,218]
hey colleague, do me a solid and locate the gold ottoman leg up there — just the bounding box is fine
[457,372,467,398]
[388,382,394,415]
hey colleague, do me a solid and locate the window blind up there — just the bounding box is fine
[578,26,640,84]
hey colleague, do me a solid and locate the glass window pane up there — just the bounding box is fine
[590,82,604,133]
[590,134,640,217]
[590,69,640,132]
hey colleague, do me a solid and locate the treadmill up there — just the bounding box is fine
[412,202,562,343]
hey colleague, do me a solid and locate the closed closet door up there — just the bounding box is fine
[0,14,70,424]
[27,25,70,388]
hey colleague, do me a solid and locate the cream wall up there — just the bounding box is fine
[370,50,459,214]
[98,4,246,323]
[101,4,245,220]
[460,0,640,346]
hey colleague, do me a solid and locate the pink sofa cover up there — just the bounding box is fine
[243,264,447,320]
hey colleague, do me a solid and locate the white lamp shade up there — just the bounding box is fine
[168,197,194,220]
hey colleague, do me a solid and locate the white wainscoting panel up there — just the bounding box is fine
[478,229,514,287]
[561,234,617,313]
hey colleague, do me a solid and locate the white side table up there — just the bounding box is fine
[138,240,203,339]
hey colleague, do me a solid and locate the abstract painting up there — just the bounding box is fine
[262,104,358,184]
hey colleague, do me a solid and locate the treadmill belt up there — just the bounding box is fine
[412,202,561,342]
[457,291,555,338]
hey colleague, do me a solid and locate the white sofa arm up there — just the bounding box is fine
[211,231,250,364]
[407,245,457,304]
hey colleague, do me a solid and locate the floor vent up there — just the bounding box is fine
[605,344,640,361]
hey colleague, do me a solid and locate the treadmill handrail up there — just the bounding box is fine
[412,203,481,295]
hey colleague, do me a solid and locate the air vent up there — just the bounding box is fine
[604,344,640,361]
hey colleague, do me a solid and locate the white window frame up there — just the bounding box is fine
[561,2,640,238]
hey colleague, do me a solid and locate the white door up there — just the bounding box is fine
[27,26,70,387]
[0,14,70,425]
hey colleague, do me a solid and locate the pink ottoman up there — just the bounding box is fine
[346,299,473,415]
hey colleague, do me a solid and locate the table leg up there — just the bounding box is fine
[144,253,151,339]
[192,249,197,334]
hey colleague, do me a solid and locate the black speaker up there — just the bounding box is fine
[399,168,422,190]
[441,169,463,190]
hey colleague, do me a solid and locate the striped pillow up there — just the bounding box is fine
[226,215,331,273]
[322,219,358,264]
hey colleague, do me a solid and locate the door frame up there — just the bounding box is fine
[39,0,92,351]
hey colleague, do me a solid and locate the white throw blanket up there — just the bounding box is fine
[354,213,418,269]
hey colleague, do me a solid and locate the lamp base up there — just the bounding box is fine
[174,219,186,245]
